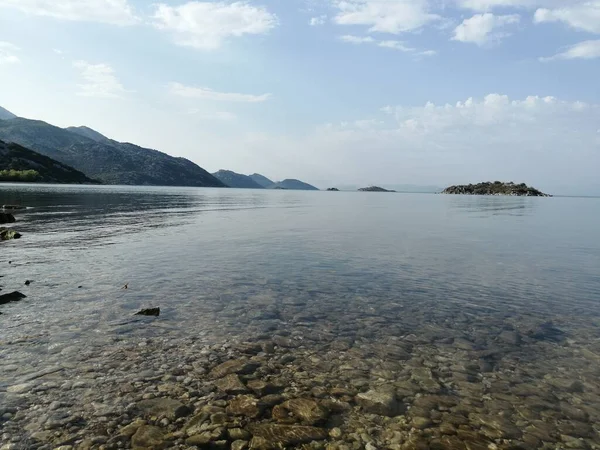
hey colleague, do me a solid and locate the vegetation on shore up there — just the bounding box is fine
[442,181,550,197]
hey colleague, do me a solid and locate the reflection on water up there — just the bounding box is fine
[1,185,600,448]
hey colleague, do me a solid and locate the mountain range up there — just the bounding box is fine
[0,106,319,190]
[0,140,97,184]
[212,170,319,190]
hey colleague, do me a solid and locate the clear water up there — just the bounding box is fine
[1,184,600,445]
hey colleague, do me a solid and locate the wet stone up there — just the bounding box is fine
[131,425,166,450]
[227,395,264,418]
[214,374,248,394]
[136,398,191,420]
[247,424,328,447]
[272,398,329,425]
[210,359,260,378]
[355,389,400,417]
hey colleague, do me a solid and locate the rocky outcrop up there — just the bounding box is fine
[0,213,15,224]
[327,188,339,191]
[0,228,21,240]
[442,181,550,196]
[0,291,27,305]
[135,307,160,317]
[358,186,396,192]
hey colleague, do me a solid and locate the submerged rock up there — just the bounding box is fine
[215,374,248,394]
[0,213,15,224]
[136,398,191,420]
[272,398,329,425]
[210,358,260,378]
[131,425,166,450]
[0,291,26,305]
[247,424,328,447]
[355,389,400,416]
[135,307,160,317]
[227,395,264,418]
[0,228,21,240]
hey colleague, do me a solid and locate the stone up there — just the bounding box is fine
[412,416,433,429]
[135,308,160,317]
[498,330,521,345]
[232,440,249,450]
[120,420,146,437]
[0,213,15,224]
[185,428,225,446]
[0,291,26,305]
[272,398,329,425]
[215,374,248,394]
[355,389,400,417]
[229,428,251,441]
[247,379,281,396]
[247,424,328,447]
[131,425,166,450]
[0,228,21,240]
[210,359,260,378]
[1,205,25,210]
[227,395,264,418]
[136,398,191,420]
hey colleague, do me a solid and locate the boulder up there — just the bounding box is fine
[0,228,21,240]
[135,307,160,317]
[0,291,26,306]
[0,213,15,224]
[215,374,248,394]
[227,395,264,418]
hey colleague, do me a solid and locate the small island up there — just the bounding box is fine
[327,188,339,191]
[358,186,396,192]
[442,181,550,197]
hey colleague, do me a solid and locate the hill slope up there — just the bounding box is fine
[0,140,97,183]
[0,106,16,120]
[0,117,225,187]
[65,126,111,144]
[269,179,319,191]
[212,170,265,189]
[249,173,275,188]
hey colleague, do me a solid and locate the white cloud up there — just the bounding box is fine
[339,34,434,54]
[453,13,520,45]
[534,2,600,34]
[332,0,441,34]
[0,41,20,64]
[0,0,138,25]
[457,0,539,10]
[73,61,128,98]
[153,1,278,50]
[169,82,271,103]
[189,109,237,120]
[540,40,600,61]
[310,15,327,26]
[248,93,599,191]
[339,35,376,44]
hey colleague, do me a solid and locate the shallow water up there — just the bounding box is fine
[1,184,600,449]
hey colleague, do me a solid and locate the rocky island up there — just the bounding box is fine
[358,186,396,192]
[442,181,550,197]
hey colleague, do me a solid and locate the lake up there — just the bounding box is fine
[1,184,600,449]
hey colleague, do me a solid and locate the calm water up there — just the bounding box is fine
[1,185,600,373]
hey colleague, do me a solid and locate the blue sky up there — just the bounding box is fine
[0,0,599,194]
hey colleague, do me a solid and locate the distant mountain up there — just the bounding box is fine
[0,106,16,120]
[212,170,265,189]
[0,116,225,187]
[0,140,97,184]
[270,179,319,191]
[65,126,111,144]
[249,173,275,188]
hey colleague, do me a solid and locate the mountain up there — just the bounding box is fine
[442,181,550,197]
[0,106,16,120]
[0,117,225,187]
[65,126,111,144]
[249,173,275,188]
[269,179,319,191]
[0,140,97,184]
[212,170,265,189]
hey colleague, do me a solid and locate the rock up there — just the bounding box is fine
[210,359,260,378]
[232,440,249,450]
[185,428,225,446]
[0,291,26,305]
[247,424,328,447]
[247,379,281,396]
[355,389,400,417]
[527,321,565,342]
[229,428,251,441]
[0,228,21,240]
[272,398,329,425]
[412,416,433,429]
[136,398,191,420]
[1,205,25,210]
[215,374,248,394]
[131,425,166,450]
[227,395,264,418]
[0,213,15,224]
[119,420,146,437]
[498,330,521,345]
[135,307,160,317]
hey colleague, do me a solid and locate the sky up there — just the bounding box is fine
[0,0,599,194]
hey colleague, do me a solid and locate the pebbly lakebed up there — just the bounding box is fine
[1,184,600,450]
